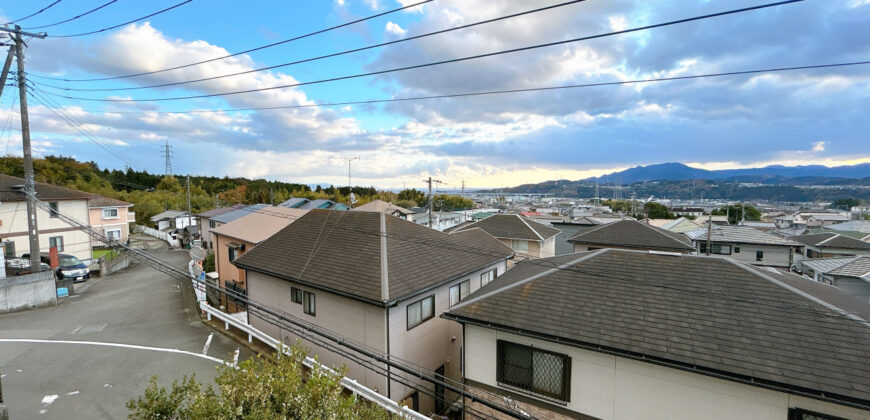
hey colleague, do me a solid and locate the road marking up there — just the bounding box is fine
[202,333,213,355]
[233,348,240,365]
[70,326,82,334]
[0,338,229,365]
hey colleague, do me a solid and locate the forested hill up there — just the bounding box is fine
[0,156,373,224]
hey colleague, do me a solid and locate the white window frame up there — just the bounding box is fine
[407,295,435,330]
[102,208,119,219]
[303,291,316,316]
[449,280,471,307]
[105,229,122,240]
[49,236,64,252]
[511,239,529,252]
[481,268,497,287]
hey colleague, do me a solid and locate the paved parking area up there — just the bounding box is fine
[0,250,253,419]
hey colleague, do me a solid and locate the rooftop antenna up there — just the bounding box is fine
[336,157,360,208]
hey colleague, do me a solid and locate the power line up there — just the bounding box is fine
[30,60,870,114]
[29,0,434,81]
[33,0,588,92]
[47,0,195,38]
[1,0,63,25]
[33,0,805,102]
[23,0,121,30]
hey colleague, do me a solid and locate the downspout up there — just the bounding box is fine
[380,212,391,399]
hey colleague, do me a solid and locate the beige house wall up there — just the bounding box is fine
[0,200,92,261]
[388,260,507,415]
[89,206,132,245]
[462,325,870,420]
[246,270,389,395]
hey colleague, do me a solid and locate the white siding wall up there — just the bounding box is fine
[699,243,793,268]
[464,325,870,420]
[0,200,92,261]
[540,236,556,258]
[388,260,507,415]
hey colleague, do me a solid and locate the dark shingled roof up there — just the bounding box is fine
[234,210,514,304]
[452,214,560,241]
[197,203,246,219]
[567,219,695,252]
[792,232,870,250]
[0,174,131,207]
[828,257,870,278]
[445,249,870,409]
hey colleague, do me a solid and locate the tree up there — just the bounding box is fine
[432,194,474,211]
[644,202,674,219]
[397,189,426,204]
[712,203,761,224]
[830,198,861,210]
[127,345,394,419]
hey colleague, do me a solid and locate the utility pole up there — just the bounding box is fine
[8,26,46,272]
[741,202,746,224]
[338,157,359,209]
[0,45,14,100]
[423,177,443,229]
[706,214,712,256]
[162,140,173,176]
[186,175,192,231]
[461,179,465,197]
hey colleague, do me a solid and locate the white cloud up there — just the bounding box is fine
[608,15,628,31]
[812,141,826,152]
[385,21,407,36]
[334,0,345,5]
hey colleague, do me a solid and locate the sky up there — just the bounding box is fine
[0,0,868,190]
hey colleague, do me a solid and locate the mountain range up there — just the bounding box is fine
[589,162,870,184]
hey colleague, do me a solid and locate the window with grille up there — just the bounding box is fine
[787,408,849,420]
[511,239,529,252]
[291,287,303,304]
[209,220,216,228]
[496,340,570,402]
[102,208,119,219]
[303,291,315,316]
[49,201,59,218]
[228,246,238,262]
[449,280,470,306]
[406,295,434,329]
[480,268,497,287]
[698,243,731,255]
[756,250,764,261]
[3,241,15,258]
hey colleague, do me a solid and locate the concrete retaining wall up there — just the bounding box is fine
[0,270,57,314]
[100,252,131,276]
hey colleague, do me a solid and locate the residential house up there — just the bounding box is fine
[352,200,414,220]
[86,193,134,246]
[451,214,560,258]
[150,210,197,231]
[0,174,95,261]
[567,219,695,254]
[407,211,465,232]
[277,197,348,211]
[791,232,870,258]
[211,206,308,312]
[232,209,514,416]
[684,225,802,268]
[670,206,705,217]
[203,204,268,249]
[825,220,870,240]
[196,203,246,251]
[800,257,870,303]
[775,212,851,229]
[443,250,870,420]
[660,217,704,233]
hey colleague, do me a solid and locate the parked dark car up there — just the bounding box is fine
[22,253,90,282]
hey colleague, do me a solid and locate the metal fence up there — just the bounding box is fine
[134,225,179,248]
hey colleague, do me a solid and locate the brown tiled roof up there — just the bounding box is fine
[567,219,694,252]
[445,250,870,409]
[212,206,308,244]
[792,232,870,250]
[452,214,560,241]
[828,257,870,278]
[233,209,514,304]
[0,174,131,207]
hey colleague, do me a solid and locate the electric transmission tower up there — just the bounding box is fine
[162,140,173,176]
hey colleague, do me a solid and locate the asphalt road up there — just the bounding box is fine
[0,250,253,419]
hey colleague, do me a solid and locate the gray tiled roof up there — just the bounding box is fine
[800,257,860,274]
[452,214,560,241]
[684,226,799,246]
[445,250,870,408]
[828,221,870,234]
[828,257,870,278]
[568,219,695,252]
[210,204,268,223]
[792,232,870,250]
[197,203,246,219]
[234,210,514,304]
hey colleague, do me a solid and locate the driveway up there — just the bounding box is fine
[0,250,253,419]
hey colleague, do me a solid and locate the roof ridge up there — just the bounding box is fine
[515,214,544,241]
[636,219,692,246]
[815,233,840,246]
[566,219,614,239]
[725,259,870,329]
[448,249,610,311]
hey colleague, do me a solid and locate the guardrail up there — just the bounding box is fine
[200,302,428,420]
